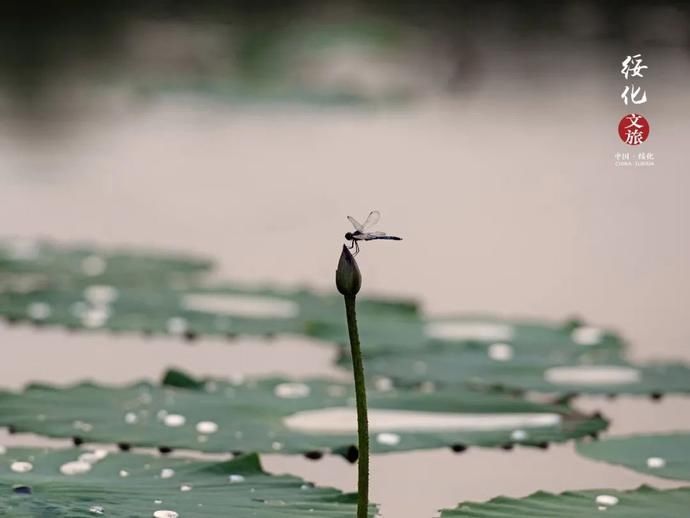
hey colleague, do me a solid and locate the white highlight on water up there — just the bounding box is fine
[426,321,514,341]
[284,408,561,434]
[544,366,641,385]
[183,294,299,318]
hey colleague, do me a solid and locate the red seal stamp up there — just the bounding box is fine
[618,113,649,145]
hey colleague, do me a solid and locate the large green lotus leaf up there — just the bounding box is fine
[425,316,624,353]
[0,282,626,363]
[576,434,690,481]
[363,342,690,396]
[303,301,425,351]
[0,284,305,338]
[313,314,625,358]
[0,240,625,360]
[0,370,606,457]
[0,239,421,339]
[440,486,690,517]
[0,239,212,287]
[0,447,373,517]
[0,273,420,340]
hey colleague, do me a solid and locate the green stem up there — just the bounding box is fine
[344,294,369,518]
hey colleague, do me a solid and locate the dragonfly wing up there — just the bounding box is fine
[361,210,381,230]
[347,215,364,232]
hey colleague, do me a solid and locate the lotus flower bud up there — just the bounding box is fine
[336,245,361,296]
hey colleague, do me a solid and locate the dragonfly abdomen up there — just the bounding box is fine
[363,235,402,241]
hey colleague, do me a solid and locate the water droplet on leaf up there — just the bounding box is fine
[374,378,393,392]
[84,285,118,305]
[327,385,347,397]
[73,420,94,432]
[646,456,666,468]
[166,317,188,336]
[274,383,311,399]
[163,414,186,427]
[511,429,528,441]
[79,449,108,464]
[81,255,107,276]
[60,460,92,476]
[11,461,33,473]
[27,302,51,321]
[488,343,513,361]
[595,495,619,507]
[195,421,218,434]
[376,432,401,446]
[571,326,603,345]
[81,307,110,328]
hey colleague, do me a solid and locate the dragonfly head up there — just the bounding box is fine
[344,232,354,241]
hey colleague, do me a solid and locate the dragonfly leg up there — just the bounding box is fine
[353,241,360,256]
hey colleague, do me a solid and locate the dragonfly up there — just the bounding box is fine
[345,210,402,255]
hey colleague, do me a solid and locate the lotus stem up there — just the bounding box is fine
[336,245,369,518]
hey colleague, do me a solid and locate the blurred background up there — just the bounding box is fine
[1,1,689,517]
